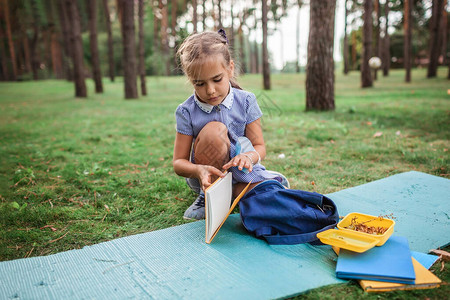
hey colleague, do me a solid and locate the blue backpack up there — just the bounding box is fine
[239,180,339,245]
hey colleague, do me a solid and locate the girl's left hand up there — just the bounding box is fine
[223,154,253,173]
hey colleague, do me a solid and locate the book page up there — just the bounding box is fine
[205,172,233,243]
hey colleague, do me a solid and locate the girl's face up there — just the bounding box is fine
[191,56,234,106]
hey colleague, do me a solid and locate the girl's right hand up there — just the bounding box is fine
[196,165,225,191]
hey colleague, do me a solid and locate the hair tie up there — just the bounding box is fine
[218,28,228,44]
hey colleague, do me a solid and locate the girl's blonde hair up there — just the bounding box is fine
[177,31,241,89]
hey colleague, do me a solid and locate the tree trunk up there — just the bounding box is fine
[171,0,178,73]
[295,5,300,73]
[427,0,445,78]
[202,0,206,30]
[102,0,115,82]
[86,0,103,93]
[361,0,373,88]
[192,0,198,33]
[448,60,450,79]
[153,1,160,50]
[57,0,73,81]
[373,0,380,80]
[65,0,87,97]
[120,0,138,99]
[404,0,412,82]
[383,1,390,76]
[20,24,32,74]
[0,23,9,80]
[30,23,40,80]
[217,0,223,28]
[230,5,235,47]
[441,6,447,66]
[160,2,170,75]
[262,0,270,90]
[50,30,64,79]
[45,1,63,79]
[138,0,147,96]
[351,30,357,70]
[172,0,178,37]
[3,0,18,80]
[238,13,247,74]
[343,0,349,74]
[306,0,336,111]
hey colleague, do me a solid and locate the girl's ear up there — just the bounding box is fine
[228,60,235,77]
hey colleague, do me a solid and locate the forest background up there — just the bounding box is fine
[0,0,449,298]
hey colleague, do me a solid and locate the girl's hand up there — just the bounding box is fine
[222,154,253,173]
[196,165,225,191]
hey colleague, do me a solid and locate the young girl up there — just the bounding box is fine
[173,30,289,220]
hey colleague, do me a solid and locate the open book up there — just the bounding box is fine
[204,172,251,244]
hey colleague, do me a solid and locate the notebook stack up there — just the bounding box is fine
[335,236,441,292]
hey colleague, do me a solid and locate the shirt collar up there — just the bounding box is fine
[194,83,233,113]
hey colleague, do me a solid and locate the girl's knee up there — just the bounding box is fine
[197,122,229,145]
[200,121,227,135]
[194,122,230,167]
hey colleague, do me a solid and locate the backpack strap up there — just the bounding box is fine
[262,223,337,245]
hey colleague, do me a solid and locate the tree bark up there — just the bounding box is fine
[57,0,73,81]
[50,29,64,79]
[383,1,390,76]
[153,1,160,50]
[361,0,373,88]
[238,13,247,74]
[202,0,206,30]
[441,6,447,66]
[351,30,357,70]
[138,0,147,96]
[404,0,412,82]
[160,2,170,75]
[262,0,270,90]
[295,4,301,73]
[192,0,198,33]
[427,0,445,78]
[86,0,103,93]
[306,0,336,110]
[65,0,87,97]
[172,0,178,37]
[217,0,223,28]
[120,0,138,99]
[20,22,32,74]
[102,0,115,82]
[343,0,349,74]
[45,1,63,79]
[3,0,18,80]
[373,0,380,80]
[0,23,9,80]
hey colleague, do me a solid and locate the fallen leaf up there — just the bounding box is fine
[40,225,58,232]
[373,131,383,138]
[430,249,450,261]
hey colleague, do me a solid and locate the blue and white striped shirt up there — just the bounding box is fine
[175,86,278,184]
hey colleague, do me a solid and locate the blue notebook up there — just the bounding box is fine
[336,236,416,284]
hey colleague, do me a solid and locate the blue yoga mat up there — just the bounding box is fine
[1,171,449,299]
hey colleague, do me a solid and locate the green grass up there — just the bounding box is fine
[0,68,449,299]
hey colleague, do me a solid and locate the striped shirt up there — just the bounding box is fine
[175,85,278,184]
